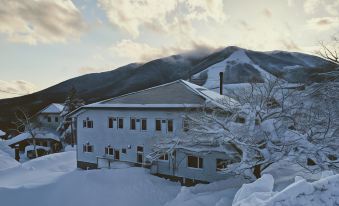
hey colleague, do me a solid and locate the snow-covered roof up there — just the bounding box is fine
[39,103,64,114]
[69,80,237,115]
[6,132,60,146]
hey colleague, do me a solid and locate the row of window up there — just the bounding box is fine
[83,117,175,132]
[187,155,235,171]
[83,143,232,172]
[46,116,59,123]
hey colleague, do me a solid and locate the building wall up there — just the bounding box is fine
[76,108,236,182]
[151,150,234,182]
[37,113,62,129]
[76,109,185,166]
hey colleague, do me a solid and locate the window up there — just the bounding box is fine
[122,148,127,154]
[83,143,93,152]
[47,117,51,122]
[105,146,113,155]
[235,116,245,124]
[55,117,59,122]
[216,159,227,171]
[159,153,169,161]
[183,118,189,132]
[108,117,114,128]
[114,150,120,160]
[141,119,147,130]
[167,119,173,132]
[187,155,203,169]
[87,120,93,128]
[83,118,93,128]
[118,118,124,129]
[130,118,136,130]
[137,146,143,153]
[155,119,161,131]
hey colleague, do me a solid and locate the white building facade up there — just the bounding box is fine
[36,103,64,129]
[71,80,239,183]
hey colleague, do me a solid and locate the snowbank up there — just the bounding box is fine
[166,176,246,206]
[233,173,339,206]
[0,141,19,171]
[0,129,5,136]
[0,151,180,206]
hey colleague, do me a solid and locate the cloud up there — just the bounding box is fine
[307,17,339,31]
[110,39,218,62]
[0,0,86,44]
[0,80,37,99]
[97,0,226,38]
[262,8,272,18]
[302,0,339,15]
[280,39,301,50]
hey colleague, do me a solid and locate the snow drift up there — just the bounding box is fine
[233,173,339,206]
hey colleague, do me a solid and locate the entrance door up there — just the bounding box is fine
[114,150,120,160]
[137,153,143,164]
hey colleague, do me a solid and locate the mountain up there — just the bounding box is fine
[0,46,337,131]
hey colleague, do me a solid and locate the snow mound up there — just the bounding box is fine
[233,173,339,206]
[0,129,5,136]
[166,176,246,206]
[0,141,19,171]
[0,151,180,206]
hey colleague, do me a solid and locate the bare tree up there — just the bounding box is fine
[12,108,40,158]
[317,35,339,63]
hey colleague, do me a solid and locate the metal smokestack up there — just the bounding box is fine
[219,72,223,95]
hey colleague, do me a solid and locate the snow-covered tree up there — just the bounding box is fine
[154,77,339,180]
[57,86,85,147]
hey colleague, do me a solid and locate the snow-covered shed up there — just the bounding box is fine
[69,79,239,183]
[6,131,62,156]
[36,103,64,129]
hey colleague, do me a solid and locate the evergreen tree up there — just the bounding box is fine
[58,86,85,147]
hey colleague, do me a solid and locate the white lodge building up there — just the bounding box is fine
[70,80,238,183]
[36,103,64,129]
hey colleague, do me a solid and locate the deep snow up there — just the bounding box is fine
[0,151,337,206]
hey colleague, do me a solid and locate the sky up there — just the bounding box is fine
[0,0,338,99]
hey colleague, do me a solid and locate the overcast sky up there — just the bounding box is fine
[0,0,338,99]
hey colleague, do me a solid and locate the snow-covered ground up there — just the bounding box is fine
[0,151,180,206]
[0,141,20,171]
[0,150,337,206]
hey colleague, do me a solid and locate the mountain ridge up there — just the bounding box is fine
[0,46,337,131]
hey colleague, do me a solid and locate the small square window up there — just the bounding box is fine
[216,159,227,171]
[187,155,203,168]
[47,117,51,122]
[122,148,127,154]
[55,117,59,122]
[159,153,169,160]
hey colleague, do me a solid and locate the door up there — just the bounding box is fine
[137,153,143,164]
[114,150,120,160]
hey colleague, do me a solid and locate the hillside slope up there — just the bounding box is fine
[0,46,337,131]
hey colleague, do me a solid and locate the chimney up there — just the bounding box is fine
[219,72,223,95]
